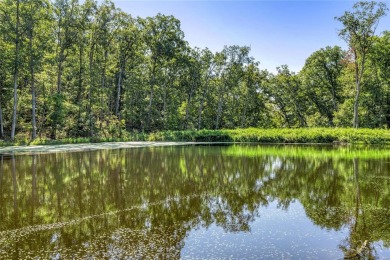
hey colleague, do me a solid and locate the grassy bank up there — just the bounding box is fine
[148,128,390,144]
[0,132,148,147]
[1,128,390,147]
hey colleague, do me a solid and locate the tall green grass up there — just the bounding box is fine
[147,128,390,144]
[1,128,390,147]
[147,129,233,142]
[28,133,148,146]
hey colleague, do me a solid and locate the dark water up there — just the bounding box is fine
[0,144,389,259]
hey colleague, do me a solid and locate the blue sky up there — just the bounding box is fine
[113,0,390,73]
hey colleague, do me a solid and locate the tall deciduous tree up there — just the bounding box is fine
[239,62,268,128]
[265,65,308,127]
[214,45,251,129]
[140,14,185,131]
[11,0,21,141]
[301,46,346,126]
[197,48,215,130]
[373,32,390,127]
[23,0,52,140]
[0,0,23,140]
[0,36,7,139]
[336,1,388,128]
[363,32,390,127]
[51,0,79,138]
[93,0,118,132]
[114,12,140,119]
[72,0,96,137]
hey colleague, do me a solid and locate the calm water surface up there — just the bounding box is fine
[0,144,389,259]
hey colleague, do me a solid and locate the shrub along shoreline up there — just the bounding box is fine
[1,128,390,147]
[148,128,390,144]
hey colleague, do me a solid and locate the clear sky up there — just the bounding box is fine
[112,0,390,73]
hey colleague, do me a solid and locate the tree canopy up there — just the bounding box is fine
[0,0,389,141]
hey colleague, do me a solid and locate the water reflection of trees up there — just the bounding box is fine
[0,145,389,258]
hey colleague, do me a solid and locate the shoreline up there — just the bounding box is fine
[1,141,389,157]
[1,128,390,153]
[0,141,204,155]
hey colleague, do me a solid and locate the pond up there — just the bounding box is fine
[0,144,389,259]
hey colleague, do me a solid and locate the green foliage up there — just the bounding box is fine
[0,1,389,143]
[147,129,233,142]
[336,1,388,128]
[300,46,346,126]
[147,128,390,144]
[2,127,390,146]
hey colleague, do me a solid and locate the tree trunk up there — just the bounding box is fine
[353,49,366,129]
[353,80,360,129]
[162,82,167,125]
[197,88,207,130]
[184,77,196,129]
[385,91,390,128]
[115,60,125,117]
[98,50,108,134]
[11,0,20,141]
[324,65,338,112]
[37,83,47,138]
[76,44,84,134]
[184,92,193,130]
[295,102,307,127]
[147,63,156,131]
[101,49,108,125]
[331,86,337,112]
[31,64,36,140]
[162,75,171,130]
[52,50,65,139]
[147,84,154,131]
[29,27,37,140]
[241,96,248,128]
[215,87,224,130]
[197,71,211,130]
[77,45,83,104]
[57,49,64,94]
[277,100,291,127]
[0,100,3,138]
[88,45,95,137]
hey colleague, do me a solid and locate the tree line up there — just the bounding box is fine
[0,0,389,141]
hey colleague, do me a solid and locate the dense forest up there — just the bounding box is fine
[0,0,389,141]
